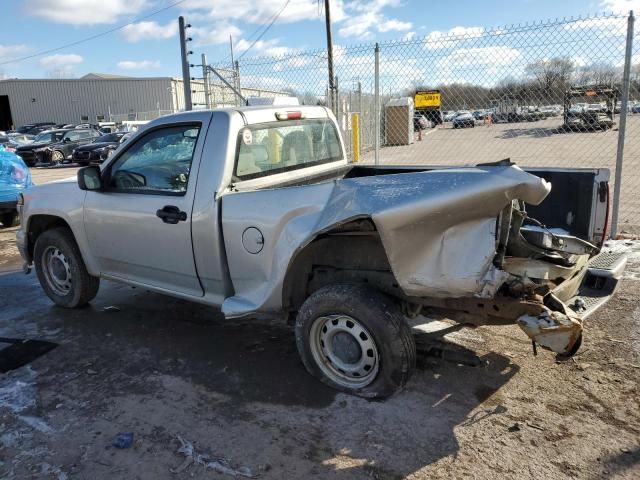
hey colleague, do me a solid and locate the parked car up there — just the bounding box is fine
[472,110,487,120]
[452,112,475,128]
[72,132,130,165]
[17,106,624,398]
[1,133,35,153]
[0,146,33,228]
[631,103,640,114]
[15,129,100,166]
[443,110,457,122]
[413,114,429,131]
[15,122,57,135]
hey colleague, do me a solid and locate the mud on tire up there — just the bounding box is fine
[295,284,416,399]
[34,227,100,308]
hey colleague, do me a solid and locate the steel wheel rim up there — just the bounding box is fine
[309,314,379,389]
[41,246,72,296]
[51,151,64,164]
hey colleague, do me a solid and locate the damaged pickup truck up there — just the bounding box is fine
[16,106,627,398]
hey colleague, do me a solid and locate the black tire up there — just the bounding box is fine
[34,227,99,308]
[0,211,19,228]
[50,150,65,165]
[295,284,416,399]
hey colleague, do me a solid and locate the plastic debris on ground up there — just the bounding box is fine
[112,432,134,449]
[172,435,257,478]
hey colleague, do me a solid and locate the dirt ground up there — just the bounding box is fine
[0,166,639,479]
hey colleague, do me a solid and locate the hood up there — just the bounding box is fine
[76,142,117,151]
[17,141,51,151]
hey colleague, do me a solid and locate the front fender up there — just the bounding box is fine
[19,181,98,275]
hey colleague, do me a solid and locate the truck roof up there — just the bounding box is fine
[147,105,332,128]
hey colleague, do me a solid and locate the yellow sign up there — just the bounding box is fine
[415,90,441,109]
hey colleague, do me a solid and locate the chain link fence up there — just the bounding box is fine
[209,12,639,235]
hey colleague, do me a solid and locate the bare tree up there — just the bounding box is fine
[525,57,575,92]
[574,62,620,86]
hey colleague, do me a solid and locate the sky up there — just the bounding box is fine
[0,0,637,83]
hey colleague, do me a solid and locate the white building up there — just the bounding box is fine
[0,73,288,130]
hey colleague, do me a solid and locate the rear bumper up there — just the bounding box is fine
[517,250,627,355]
[0,200,17,212]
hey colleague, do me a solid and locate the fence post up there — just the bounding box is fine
[611,10,635,238]
[374,43,380,166]
[234,61,243,106]
[178,16,192,111]
[201,54,210,109]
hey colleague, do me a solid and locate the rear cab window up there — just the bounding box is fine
[233,118,343,181]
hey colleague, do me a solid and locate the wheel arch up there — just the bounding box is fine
[282,217,402,316]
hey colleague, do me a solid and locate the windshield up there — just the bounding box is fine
[95,133,122,143]
[34,131,65,143]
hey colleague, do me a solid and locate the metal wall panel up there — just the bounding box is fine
[0,77,175,127]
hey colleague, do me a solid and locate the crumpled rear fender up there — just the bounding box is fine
[221,165,550,317]
[313,165,550,299]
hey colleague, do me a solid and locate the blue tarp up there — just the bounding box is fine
[0,145,33,205]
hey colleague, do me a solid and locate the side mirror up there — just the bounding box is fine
[63,137,71,143]
[78,165,103,191]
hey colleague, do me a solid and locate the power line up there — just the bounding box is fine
[0,0,188,67]
[236,0,291,61]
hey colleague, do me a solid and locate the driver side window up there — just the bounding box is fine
[108,124,200,194]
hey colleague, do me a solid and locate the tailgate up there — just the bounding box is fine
[524,168,609,244]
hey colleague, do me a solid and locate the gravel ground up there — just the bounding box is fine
[0,166,638,479]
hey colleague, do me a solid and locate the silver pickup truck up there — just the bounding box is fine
[16,106,626,398]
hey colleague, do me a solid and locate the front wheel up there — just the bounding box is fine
[34,227,100,308]
[295,284,416,398]
[50,150,65,165]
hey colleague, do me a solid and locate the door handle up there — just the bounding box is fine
[156,205,187,224]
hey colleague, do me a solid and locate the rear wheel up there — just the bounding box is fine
[34,227,99,308]
[295,284,416,398]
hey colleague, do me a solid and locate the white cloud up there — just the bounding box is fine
[192,22,242,46]
[424,26,485,50]
[234,38,298,58]
[24,0,148,25]
[403,31,417,41]
[184,0,346,24]
[39,53,83,77]
[600,0,640,13]
[564,16,626,31]
[338,0,411,39]
[378,19,412,33]
[439,46,521,68]
[120,21,177,42]
[0,44,31,62]
[117,60,161,70]
[39,53,83,68]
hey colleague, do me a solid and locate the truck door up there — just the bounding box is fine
[83,122,206,297]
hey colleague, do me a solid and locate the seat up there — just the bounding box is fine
[237,145,268,177]
[281,131,312,167]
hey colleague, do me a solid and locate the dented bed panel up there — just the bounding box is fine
[221,165,551,316]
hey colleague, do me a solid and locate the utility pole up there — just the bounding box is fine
[323,0,335,111]
[179,16,193,111]
[201,53,210,109]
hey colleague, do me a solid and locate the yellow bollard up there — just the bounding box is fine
[351,113,360,163]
